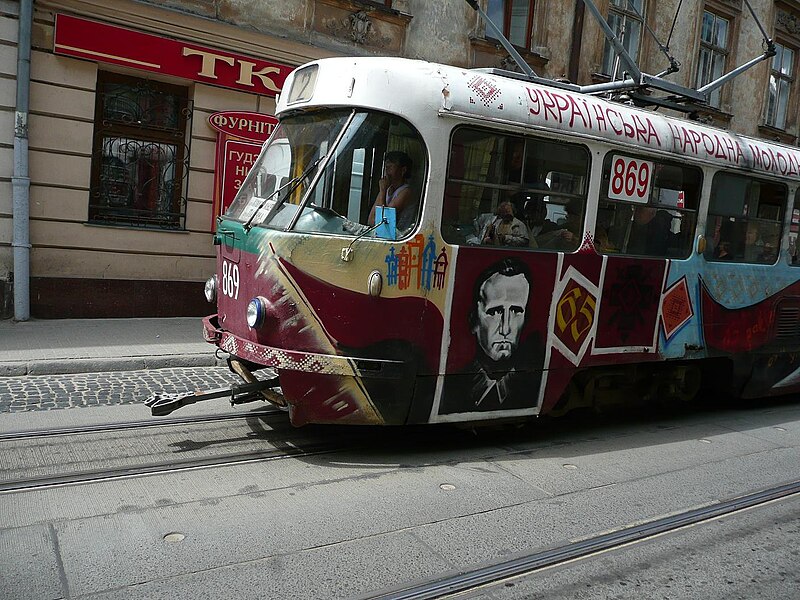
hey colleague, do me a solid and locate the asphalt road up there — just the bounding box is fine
[1,369,798,599]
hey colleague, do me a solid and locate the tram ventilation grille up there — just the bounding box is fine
[776,305,800,341]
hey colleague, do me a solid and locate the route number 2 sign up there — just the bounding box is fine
[608,155,653,203]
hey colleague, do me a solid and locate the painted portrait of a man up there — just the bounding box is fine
[438,257,544,415]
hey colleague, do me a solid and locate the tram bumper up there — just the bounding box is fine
[200,315,414,426]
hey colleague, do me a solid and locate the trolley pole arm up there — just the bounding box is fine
[698,0,775,100]
[697,49,775,98]
[464,0,537,78]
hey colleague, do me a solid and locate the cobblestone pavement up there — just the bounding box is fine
[0,366,242,412]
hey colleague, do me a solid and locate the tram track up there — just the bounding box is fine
[365,479,800,600]
[0,406,371,495]
[0,405,285,442]
[0,440,347,494]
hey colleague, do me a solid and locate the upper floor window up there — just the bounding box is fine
[696,10,730,108]
[89,72,191,229]
[602,0,644,78]
[442,127,589,252]
[596,153,701,259]
[765,42,795,130]
[705,172,786,264]
[486,0,535,48]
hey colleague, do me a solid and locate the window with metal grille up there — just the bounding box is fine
[601,0,645,78]
[765,42,795,130]
[89,72,191,229]
[486,0,535,48]
[696,10,730,108]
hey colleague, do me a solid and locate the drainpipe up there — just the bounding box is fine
[13,0,32,321]
[568,0,585,83]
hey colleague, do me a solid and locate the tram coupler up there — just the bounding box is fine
[145,376,281,417]
[228,358,287,407]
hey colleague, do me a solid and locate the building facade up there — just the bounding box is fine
[1,0,799,318]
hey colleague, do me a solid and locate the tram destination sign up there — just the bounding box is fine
[53,14,293,96]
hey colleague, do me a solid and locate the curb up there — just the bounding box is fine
[0,354,228,377]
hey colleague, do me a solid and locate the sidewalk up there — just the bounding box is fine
[0,317,222,377]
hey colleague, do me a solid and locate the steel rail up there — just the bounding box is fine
[0,442,345,494]
[365,480,800,600]
[0,407,284,442]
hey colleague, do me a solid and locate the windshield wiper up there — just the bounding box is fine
[243,155,325,232]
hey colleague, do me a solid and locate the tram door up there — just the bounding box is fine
[696,173,789,366]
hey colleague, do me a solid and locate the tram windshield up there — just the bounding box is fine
[227,109,426,240]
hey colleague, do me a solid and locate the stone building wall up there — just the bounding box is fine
[1,0,798,318]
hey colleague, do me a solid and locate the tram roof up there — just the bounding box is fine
[277,56,800,181]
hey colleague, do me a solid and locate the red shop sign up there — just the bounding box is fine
[208,111,278,143]
[54,14,293,96]
[220,139,262,212]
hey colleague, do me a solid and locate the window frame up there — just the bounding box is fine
[88,71,190,230]
[695,9,731,109]
[789,188,800,265]
[601,0,646,78]
[596,151,703,259]
[704,171,787,265]
[441,125,591,252]
[764,40,797,132]
[486,0,536,50]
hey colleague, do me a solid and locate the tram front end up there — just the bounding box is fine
[148,60,445,425]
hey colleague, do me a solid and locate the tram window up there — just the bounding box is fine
[789,189,800,266]
[705,173,786,264]
[597,154,701,258]
[442,127,589,252]
[231,110,426,240]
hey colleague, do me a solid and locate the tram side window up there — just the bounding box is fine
[790,189,800,265]
[597,154,701,258]
[441,127,589,251]
[705,173,786,264]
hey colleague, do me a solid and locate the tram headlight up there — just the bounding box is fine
[246,296,269,329]
[204,275,217,303]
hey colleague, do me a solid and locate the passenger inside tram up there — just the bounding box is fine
[535,198,582,250]
[626,206,675,255]
[520,195,547,249]
[479,201,530,247]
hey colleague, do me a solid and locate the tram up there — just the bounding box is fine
[147,55,800,426]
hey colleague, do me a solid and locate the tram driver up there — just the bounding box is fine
[368,151,417,233]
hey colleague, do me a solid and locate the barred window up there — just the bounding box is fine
[602,0,644,78]
[89,72,191,229]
